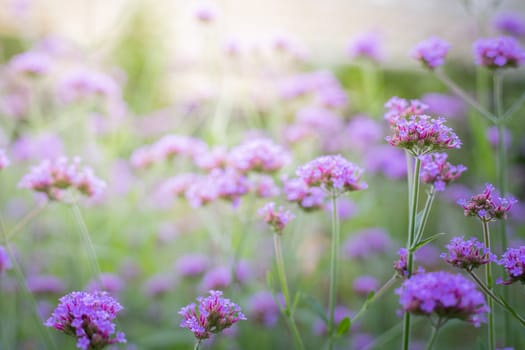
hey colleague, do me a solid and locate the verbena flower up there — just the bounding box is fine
[296,155,367,195]
[258,202,295,235]
[247,291,282,327]
[199,267,232,291]
[0,245,12,274]
[486,126,512,150]
[252,175,280,198]
[179,290,246,340]
[383,97,428,125]
[18,157,106,201]
[411,37,450,69]
[473,36,525,69]
[393,248,409,277]
[364,146,407,180]
[419,152,467,191]
[175,254,209,278]
[421,93,467,119]
[184,169,250,207]
[347,31,383,63]
[353,275,379,296]
[493,13,525,38]
[396,271,488,327]
[192,1,219,23]
[386,115,461,156]
[457,183,517,222]
[343,227,391,260]
[228,138,290,174]
[0,149,9,170]
[27,275,66,294]
[58,68,120,103]
[45,291,126,350]
[441,236,496,271]
[8,51,52,77]
[283,178,325,211]
[497,246,525,285]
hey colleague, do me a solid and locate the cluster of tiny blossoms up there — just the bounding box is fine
[419,152,467,191]
[179,290,246,340]
[497,246,525,285]
[0,245,12,274]
[228,139,290,174]
[384,96,428,125]
[18,157,106,201]
[396,271,488,327]
[441,236,496,271]
[411,37,451,69]
[283,178,325,211]
[473,36,525,69]
[45,291,126,350]
[457,183,517,222]
[258,202,295,235]
[0,149,9,170]
[296,155,367,195]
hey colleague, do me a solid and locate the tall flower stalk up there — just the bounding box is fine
[327,192,339,348]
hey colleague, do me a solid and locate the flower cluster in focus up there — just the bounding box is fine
[473,36,525,69]
[419,152,467,191]
[498,246,525,285]
[411,37,450,69]
[457,183,517,222]
[441,236,496,271]
[384,97,428,125]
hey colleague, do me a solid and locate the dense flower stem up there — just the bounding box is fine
[351,274,397,324]
[425,324,441,350]
[481,220,495,350]
[71,204,101,280]
[402,156,422,350]
[6,204,46,242]
[273,234,305,350]
[414,186,436,244]
[328,193,340,350]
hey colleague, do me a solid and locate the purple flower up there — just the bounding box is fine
[493,13,525,38]
[27,275,66,294]
[411,37,450,69]
[313,305,355,336]
[283,178,325,211]
[179,290,246,340]
[175,254,209,278]
[296,155,367,194]
[345,116,384,152]
[199,267,232,291]
[0,150,10,170]
[457,183,517,222]
[486,126,512,150]
[142,273,176,298]
[149,135,207,163]
[228,138,290,174]
[419,152,467,191]
[252,175,280,198]
[353,275,379,296]
[497,246,525,285]
[11,133,64,162]
[0,245,12,274]
[386,115,461,156]
[326,197,357,221]
[473,36,525,69]
[441,236,496,271]
[194,146,228,171]
[396,271,488,327]
[45,290,126,350]
[347,31,383,63]
[295,106,343,134]
[57,68,120,103]
[343,227,391,260]
[384,97,428,125]
[192,2,219,23]
[8,51,52,77]
[421,93,467,119]
[247,291,281,327]
[364,146,407,180]
[86,274,125,294]
[393,248,409,277]
[258,202,294,235]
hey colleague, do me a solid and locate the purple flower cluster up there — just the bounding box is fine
[396,271,488,327]
[419,152,467,191]
[192,1,219,23]
[45,290,126,350]
[343,227,391,260]
[364,146,407,180]
[228,139,290,174]
[58,68,120,103]
[458,183,517,222]
[441,237,496,271]
[421,93,467,119]
[347,31,384,63]
[296,155,367,194]
[18,157,106,201]
[497,246,525,285]
[386,115,461,156]
[411,37,451,69]
[393,248,409,277]
[473,36,525,69]
[353,275,379,296]
[0,245,12,274]
[8,51,52,77]
[283,178,325,211]
[384,97,428,125]
[175,253,210,278]
[493,13,525,38]
[247,291,282,327]
[252,175,280,198]
[179,290,246,340]
[258,202,295,235]
[0,149,9,170]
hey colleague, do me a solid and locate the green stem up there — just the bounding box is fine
[5,204,46,242]
[351,274,397,324]
[273,234,305,350]
[414,186,436,244]
[402,156,421,350]
[328,194,340,350]
[194,339,202,350]
[502,89,525,121]
[425,324,441,350]
[482,220,495,350]
[71,204,101,280]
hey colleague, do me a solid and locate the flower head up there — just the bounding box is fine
[421,93,467,119]
[247,291,281,327]
[347,31,383,63]
[497,246,525,285]
[396,271,488,327]
[179,290,246,340]
[228,139,290,174]
[45,291,126,350]
[384,97,428,125]
[0,150,10,170]
[353,275,379,296]
[457,183,517,222]
[419,152,466,191]
[343,227,391,260]
[283,178,325,211]
[393,248,409,277]
[58,68,120,103]
[441,236,496,271]
[258,202,294,235]
[411,37,450,69]
[0,245,12,274]
[493,13,525,38]
[8,51,52,77]
[296,155,367,195]
[473,36,525,69]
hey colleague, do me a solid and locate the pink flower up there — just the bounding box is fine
[258,202,295,235]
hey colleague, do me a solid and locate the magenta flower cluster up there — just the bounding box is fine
[343,227,391,260]
[0,245,12,274]
[411,37,451,69]
[457,183,517,222]
[493,13,525,38]
[131,135,207,168]
[441,236,496,271]
[347,31,383,63]
[396,271,488,327]
[45,290,126,350]
[179,290,246,340]
[419,152,467,191]
[283,178,325,211]
[0,149,9,170]
[18,157,106,201]
[228,139,290,174]
[497,246,525,285]
[258,202,295,235]
[384,97,428,125]
[473,36,525,69]
[386,115,461,156]
[8,51,52,77]
[58,68,120,103]
[296,155,367,194]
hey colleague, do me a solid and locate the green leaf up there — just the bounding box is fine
[336,317,351,337]
[411,232,447,252]
[302,294,328,324]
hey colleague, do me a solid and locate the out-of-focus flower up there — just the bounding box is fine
[396,271,488,327]
[497,246,525,285]
[353,275,379,296]
[345,116,383,152]
[200,266,231,291]
[252,175,280,198]
[313,305,355,336]
[421,93,467,119]
[458,183,517,222]
[86,274,125,294]
[493,13,525,38]
[10,133,64,162]
[0,246,12,274]
[143,273,176,298]
[343,227,391,260]
[179,290,246,340]
[487,126,512,150]
[194,146,228,171]
[473,36,525,69]
[326,197,357,221]
[278,70,342,102]
[352,333,374,350]
[45,291,126,350]
[384,97,428,125]
[158,173,201,199]
[411,37,450,69]
[18,157,106,201]
[347,31,383,63]
[27,275,66,294]
[175,254,209,278]
[258,202,295,235]
[247,291,281,327]
[283,178,325,211]
[295,106,343,134]
[184,169,249,207]
[0,89,30,119]
[228,139,289,174]
[364,145,407,180]
[419,152,467,191]
[0,150,10,170]
[441,237,496,271]
[57,68,120,103]
[192,1,219,23]
[150,135,208,163]
[8,51,52,77]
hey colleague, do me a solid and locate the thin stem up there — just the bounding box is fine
[425,324,441,350]
[194,339,202,350]
[273,234,305,350]
[351,274,397,324]
[6,204,46,242]
[328,194,340,350]
[434,70,497,123]
[414,187,436,244]
[502,89,525,122]
[71,204,101,280]
[482,220,496,350]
